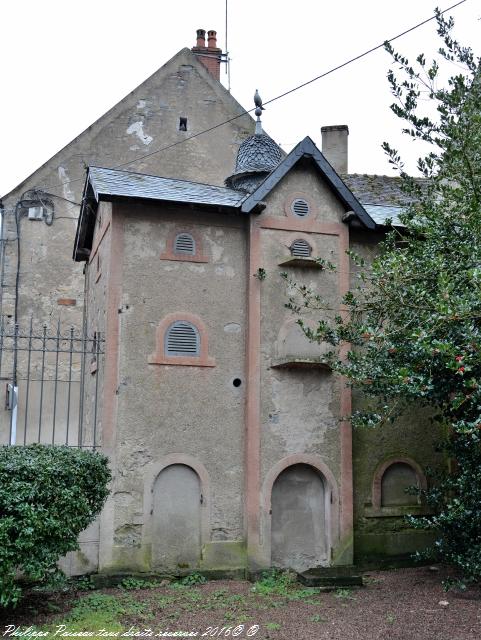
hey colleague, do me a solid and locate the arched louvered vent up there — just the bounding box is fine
[165,321,200,356]
[291,198,310,218]
[174,233,195,255]
[290,239,312,257]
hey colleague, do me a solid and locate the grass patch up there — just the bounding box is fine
[251,570,296,596]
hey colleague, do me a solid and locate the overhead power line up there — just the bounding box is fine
[27,0,470,193]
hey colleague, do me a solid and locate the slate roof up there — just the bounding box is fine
[342,173,428,205]
[75,152,418,261]
[87,166,246,209]
[363,204,402,226]
[230,133,283,176]
[342,173,428,227]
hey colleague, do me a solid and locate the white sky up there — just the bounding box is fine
[1,0,479,196]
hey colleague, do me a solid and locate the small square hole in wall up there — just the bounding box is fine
[179,117,188,131]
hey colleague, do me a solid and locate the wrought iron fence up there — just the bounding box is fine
[0,318,104,449]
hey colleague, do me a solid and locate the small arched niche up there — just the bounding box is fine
[272,320,332,370]
[381,462,420,507]
[370,457,427,515]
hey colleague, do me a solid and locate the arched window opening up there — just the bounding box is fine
[165,321,200,357]
[381,462,420,507]
[174,233,196,255]
[290,239,312,257]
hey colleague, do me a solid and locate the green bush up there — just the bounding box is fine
[0,444,111,607]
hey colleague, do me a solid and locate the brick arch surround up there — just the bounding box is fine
[259,454,340,565]
[160,228,208,263]
[148,312,215,367]
[141,454,211,560]
[371,456,427,511]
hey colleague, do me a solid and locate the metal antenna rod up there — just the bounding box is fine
[225,0,231,92]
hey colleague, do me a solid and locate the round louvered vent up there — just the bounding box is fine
[290,239,312,257]
[165,321,200,356]
[174,233,195,255]
[291,198,310,218]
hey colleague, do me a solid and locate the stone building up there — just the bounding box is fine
[0,30,254,449]
[1,30,440,575]
[71,101,439,576]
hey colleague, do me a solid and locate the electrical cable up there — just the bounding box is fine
[7,0,470,195]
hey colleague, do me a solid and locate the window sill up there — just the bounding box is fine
[160,253,208,263]
[271,356,331,370]
[278,257,324,269]
[148,355,215,367]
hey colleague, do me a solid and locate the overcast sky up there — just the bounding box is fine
[1,0,479,196]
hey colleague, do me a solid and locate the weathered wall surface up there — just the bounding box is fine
[59,200,114,576]
[349,229,443,561]
[0,47,254,332]
[101,201,248,572]
[254,161,350,567]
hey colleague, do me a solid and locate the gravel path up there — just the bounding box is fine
[2,566,480,640]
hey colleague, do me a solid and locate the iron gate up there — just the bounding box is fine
[0,318,104,449]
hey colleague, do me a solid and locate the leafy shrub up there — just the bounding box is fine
[120,577,161,590]
[251,569,295,596]
[0,444,111,607]
[171,572,206,587]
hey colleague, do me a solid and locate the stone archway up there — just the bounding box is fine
[152,464,201,570]
[271,463,328,571]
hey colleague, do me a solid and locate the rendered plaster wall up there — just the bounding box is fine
[349,230,443,561]
[104,201,248,573]
[256,162,347,566]
[1,47,254,333]
[58,201,115,576]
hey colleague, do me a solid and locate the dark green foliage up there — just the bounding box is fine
[0,444,111,606]
[285,13,481,586]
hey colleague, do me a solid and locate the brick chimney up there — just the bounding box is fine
[191,28,222,81]
[321,125,349,174]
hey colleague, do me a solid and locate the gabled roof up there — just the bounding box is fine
[74,138,384,261]
[240,136,376,230]
[3,46,254,200]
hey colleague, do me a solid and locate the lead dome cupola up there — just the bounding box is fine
[225,90,282,192]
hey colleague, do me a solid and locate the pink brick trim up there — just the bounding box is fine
[260,217,344,235]
[148,312,215,367]
[260,455,339,563]
[372,456,427,510]
[160,228,208,263]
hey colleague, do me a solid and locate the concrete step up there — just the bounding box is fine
[297,566,363,588]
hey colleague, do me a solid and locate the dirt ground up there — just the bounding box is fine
[1,566,481,640]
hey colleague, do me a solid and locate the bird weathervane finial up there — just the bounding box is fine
[254,89,265,134]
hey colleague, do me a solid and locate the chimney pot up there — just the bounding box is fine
[192,29,221,81]
[321,125,349,174]
[207,30,217,48]
[196,29,206,47]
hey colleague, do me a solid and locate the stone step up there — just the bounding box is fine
[297,566,363,588]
